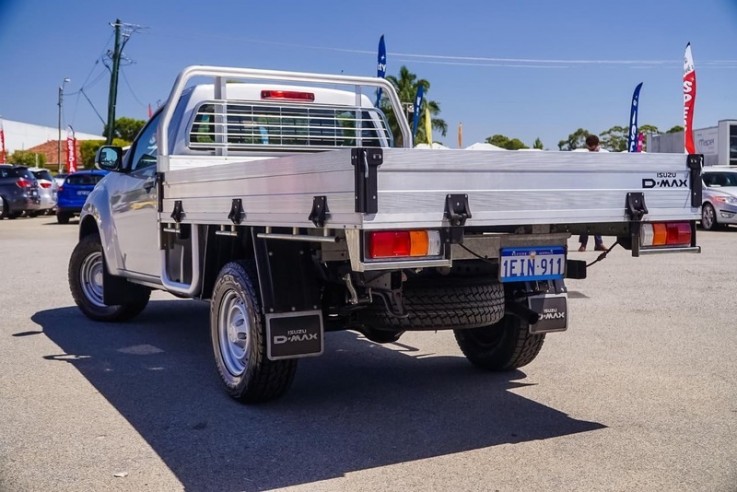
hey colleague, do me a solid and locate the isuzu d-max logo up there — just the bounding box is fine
[642,176,688,189]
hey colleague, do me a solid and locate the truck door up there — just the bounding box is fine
[107,112,162,278]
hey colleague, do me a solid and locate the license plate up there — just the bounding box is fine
[500,246,566,282]
[77,190,90,196]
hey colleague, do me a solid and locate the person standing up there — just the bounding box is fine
[578,135,607,252]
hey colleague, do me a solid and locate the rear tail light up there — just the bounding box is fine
[40,182,51,189]
[367,230,442,259]
[261,90,315,102]
[640,222,692,247]
[15,177,33,188]
[58,185,64,193]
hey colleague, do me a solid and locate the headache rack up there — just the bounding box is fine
[158,65,412,172]
[188,101,391,152]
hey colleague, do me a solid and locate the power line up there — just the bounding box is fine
[147,30,737,69]
[79,88,106,126]
[120,68,146,108]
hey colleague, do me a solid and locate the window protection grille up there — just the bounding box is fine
[189,101,392,151]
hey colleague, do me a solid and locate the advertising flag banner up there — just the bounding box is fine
[148,103,153,118]
[0,119,6,164]
[637,131,644,152]
[683,43,696,154]
[627,82,643,152]
[375,35,386,107]
[458,122,463,149]
[411,84,424,139]
[424,100,433,146]
[66,126,77,173]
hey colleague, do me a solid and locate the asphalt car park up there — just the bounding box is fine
[0,216,735,491]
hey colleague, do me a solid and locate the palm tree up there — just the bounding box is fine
[380,66,447,147]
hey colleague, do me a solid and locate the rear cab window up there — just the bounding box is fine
[188,102,390,152]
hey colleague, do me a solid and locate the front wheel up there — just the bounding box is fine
[68,233,150,321]
[701,203,720,231]
[454,315,545,371]
[210,261,297,403]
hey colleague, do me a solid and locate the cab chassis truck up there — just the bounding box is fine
[69,66,703,403]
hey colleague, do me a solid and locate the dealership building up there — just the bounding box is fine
[1,118,103,171]
[648,119,737,167]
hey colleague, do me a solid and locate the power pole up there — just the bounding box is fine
[105,19,122,144]
[57,77,70,171]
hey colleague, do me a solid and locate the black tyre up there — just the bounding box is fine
[68,233,150,321]
[701,202,720,231]
[454,315,545,371]
[210,261,297,403]
[360,277,505,332]
[57,212,70,224]
[0,197,5,219]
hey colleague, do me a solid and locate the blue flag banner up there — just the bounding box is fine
[627,82,643,152]
[375,35,386,107]
[411,85,424,139]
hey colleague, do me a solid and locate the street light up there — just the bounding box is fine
[57,77,70,173]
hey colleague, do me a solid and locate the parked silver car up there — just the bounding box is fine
[701,166,737,230]
[28,167,58,215]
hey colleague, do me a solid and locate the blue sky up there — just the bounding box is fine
[1,0,736,150]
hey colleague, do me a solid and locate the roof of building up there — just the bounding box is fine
[1,118,103,154]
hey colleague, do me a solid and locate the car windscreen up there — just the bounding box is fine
[66,174,105,186]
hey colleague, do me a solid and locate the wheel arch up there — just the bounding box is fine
[199,225,256,300]
[79,184,126,275]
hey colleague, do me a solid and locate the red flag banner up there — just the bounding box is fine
[66,127,77,173]
[0,119,6,164]
[636,132,644,152]
[148,103,153,118]
[683,43,696,154]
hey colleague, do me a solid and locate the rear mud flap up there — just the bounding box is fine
[266,311,324,360]
[527,293,568,334]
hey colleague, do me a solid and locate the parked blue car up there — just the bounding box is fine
[56,170,109,224]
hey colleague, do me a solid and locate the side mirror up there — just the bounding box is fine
[95,146,123,171]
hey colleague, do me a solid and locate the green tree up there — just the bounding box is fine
[486,134,528,150]
[558,128,590,151]
[103,117,146,142]
[600,124,660,152]
[80,138,130,168]
[9,151,46,167]
[639,124,659,135]
[381,66,447,147]
[533,137,544,150]
[600,125,628,152]
[666,125,684,134]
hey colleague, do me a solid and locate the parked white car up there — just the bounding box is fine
[28,167,58,215]
[701,166,737,230]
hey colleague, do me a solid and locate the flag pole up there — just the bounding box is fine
[683,42,696,154]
